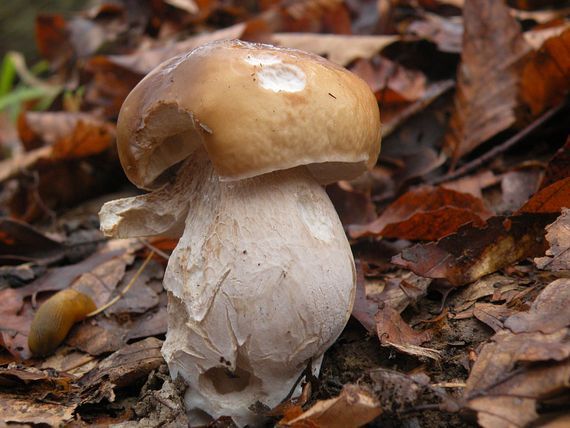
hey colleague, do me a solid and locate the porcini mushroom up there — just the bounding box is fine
[99,40,381,426]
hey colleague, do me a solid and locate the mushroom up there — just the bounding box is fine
[99,40,381,427]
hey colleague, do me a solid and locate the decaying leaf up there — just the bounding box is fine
[407,13,463,53]
[350,186,492,240]
[464,278,570,428]
[80,337,164,404]
[375,306,441,360]
[444,0,531,161]
[0,365,78,425]
[0,218,66,265]
[392,213,556,286]
[279,384,381,428]
[520,27,570,116]
[518,176,570,214]
[535,209,570,271]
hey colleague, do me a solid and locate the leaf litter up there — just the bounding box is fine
[0,0,569,426]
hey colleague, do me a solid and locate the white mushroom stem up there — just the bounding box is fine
[99,148,356,427]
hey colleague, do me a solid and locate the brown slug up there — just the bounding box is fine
[28,288,96,357]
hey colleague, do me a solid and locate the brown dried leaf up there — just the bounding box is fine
[444,0,531,160]
[407,13,463,53]
[375,306,441,360]
[519,177,570,214]
[465,279,570,427]
[280,385,381,428]
[80,337,164,404]
[326,182,376,227]
[472,303,514,333]
[350,57,427,104]
[520,27,570,116]
[105,23,247,75]
[467,360,570,428]
[535,209,570,271]
[504,278,570,334]
[272,33,398,66]
[441,170,499,198]
[1,394,76,426]
[0,365,77,425]
[0,218,66,265]
[35,14,73,68]
[392,213,555,286]
[350,186,492,240]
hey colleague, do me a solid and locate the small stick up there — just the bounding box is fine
[430,104,565,185]
[87,250,154,317]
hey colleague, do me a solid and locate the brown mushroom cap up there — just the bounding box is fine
[117,39,381,189]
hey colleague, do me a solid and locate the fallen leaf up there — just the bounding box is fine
[518,177,570,213]
[0,364,78,425]
[464,278,570,428]
[441,170,498,198]
[535,209,570,271]
[350,186,492,240]
[326,182,376,227]
[280,384,381,428]
[392,213,556,286]
[35,14,73,69]
[80,337,164,404]
[472,303,514,332]
[104,23,248,75]
[520,27,570,116]
[1,394,77,426]
[504,278,570,334]
[0,218,66,265]
[451,273,520,314]
[407,13,463,53]
[375,306,441,360]
[444,0,531,161]
[272,33,398,66]
[350,56,427,103]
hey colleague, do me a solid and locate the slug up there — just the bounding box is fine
[28,288,96,357]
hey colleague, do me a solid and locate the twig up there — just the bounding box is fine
[86,250,154,317]
[138,238,172,261]
[430,104,565,185]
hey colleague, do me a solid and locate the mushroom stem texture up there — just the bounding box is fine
[139,148,356,426]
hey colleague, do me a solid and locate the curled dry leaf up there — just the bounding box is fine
[375,306,441,361]
[279,384,381,428]
[444,0,531,161]
[534,208,570,271]
[392,213,556,286]
[520,27,570,117]
[350,186,492,240]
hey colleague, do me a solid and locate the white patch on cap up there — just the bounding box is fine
[245,54,306,93]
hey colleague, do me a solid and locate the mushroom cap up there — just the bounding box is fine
[117,39,381,189]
